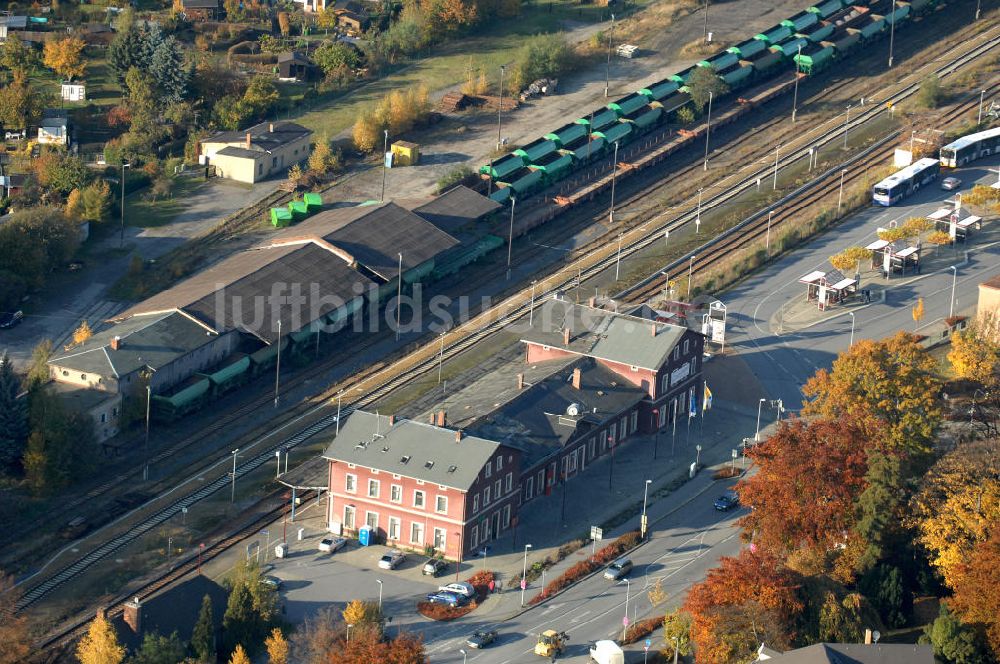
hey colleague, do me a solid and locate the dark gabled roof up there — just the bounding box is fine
[333,0,369,13]
[215,146,261,159]
[411,185,501,233]
[466,357,646,469]
[120,242,375,344]
[203,121,312,153]
[276,203,459,282]
[48,312,219,378]
[521,298,692,371]
[761,643,934,664]
[278,51,315,64]
[112,575,228,652]
[181,0,220,7]
[323,411,503,491]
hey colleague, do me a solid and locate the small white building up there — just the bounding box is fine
[37,113,69,145]
[61,81,86,102]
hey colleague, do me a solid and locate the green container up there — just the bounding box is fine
[514,138,558,163]
[770,36,809,57]
[288,200,308,220]
[755,24,792,45]
[587,108,620,132]
[303,192,323,212]
[531,151,574,182]
[544,122,589,148]
[505,168,544,196]
[809,0,844,18]
[271,207,293,227]
[608,92,651,117]
[728,38,766,60]
[598,121,634,146]
[781,11,818,31]
[625,105,663,132]
[719,63,753,87]
[794,44,835,74]
[481,153,526,180]
[670,66,697,84]
[699,51,738,71]
[639,79,679,103]
[489,186,513,204]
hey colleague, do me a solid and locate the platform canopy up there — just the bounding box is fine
[277,454,328,491]
[799,270,826,284]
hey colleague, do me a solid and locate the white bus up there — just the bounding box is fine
[872,158,940,206]
[940,127,1000,168]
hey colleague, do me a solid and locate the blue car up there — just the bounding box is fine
[426,590,467,608]
[714,490,740,511]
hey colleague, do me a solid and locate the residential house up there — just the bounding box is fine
[199,121,313,184]
[37,111,69,146]
[180,0,221,19]
[978,274,1000,324]
[332,0,370,32]
[323,411,521,560]
[278,52,320,82]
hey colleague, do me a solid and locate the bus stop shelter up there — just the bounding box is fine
[798,268,857,310]
[928,207,982,242]
[865,238,921,276]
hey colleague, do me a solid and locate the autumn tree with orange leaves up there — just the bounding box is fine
[738,419,868,564]
[683,549,803,664]
[947,525,1000,659]
[320,627,426,664]
[803,332,941,457]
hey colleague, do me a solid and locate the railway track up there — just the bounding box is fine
[21,20,1000,649]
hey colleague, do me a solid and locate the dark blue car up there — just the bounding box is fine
[714,490,740,511]
[426,590,467,608]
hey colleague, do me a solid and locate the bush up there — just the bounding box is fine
[416,600,477,621]
[436,166,474,193]
[622,616,662,645]
[508,34,573,93]
[530,531,642,605]
[918,75,944,109]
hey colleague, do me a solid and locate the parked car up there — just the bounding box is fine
[438,581,475,598]
[0,310,23,329]
[714,490,740,511]
[603,558,633,580]
[466,629,499,649]
[941,176,962,191]
[426,590,467,608]
[318,537,347,553]
[261,575,282,590]
[378,549,405,570]
[422,558,449,576]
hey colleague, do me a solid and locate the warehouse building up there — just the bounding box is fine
[199,121,313,184]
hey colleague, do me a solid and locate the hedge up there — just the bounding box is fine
[529,531,641,605]
[417,570,495,621]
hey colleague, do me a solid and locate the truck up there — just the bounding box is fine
[589,640,625,664]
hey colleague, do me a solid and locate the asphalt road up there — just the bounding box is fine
[415,491,744,664]
[723,162,1000,412]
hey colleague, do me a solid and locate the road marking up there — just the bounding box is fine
[569,610,591,623]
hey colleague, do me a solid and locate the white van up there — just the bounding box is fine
[590,640,624,664]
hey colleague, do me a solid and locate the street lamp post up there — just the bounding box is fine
[772,144,780,190]
[144,383,152,481]
[336,390,343,435]
[605,14,615,98]
[652,409,660,459]
[376,578,383,612]
[696,187,703,233]
[703,91,713,171]
[438,331,445,385]
[766,210,773,257]
[608,436,616,490]
[520,544,533,607]
[274,319,282,407]
[621,577,631,641]
[849,311,856,348]
[792,44,802,122]
[346,624,354,644]
[119,162,130,249]
[949,265,957,318]
[506,197,516,280]
[754,398,766,441]
[610,140,620,225]
[615,232,624,280]
[395,252,404,341]
[275,449,281,478]
[671,399,678,457]
[529,280,537,325]
[459,649,467,664]
[230,448,239,503]
[497,65,505,150]
[838,169,846,211]
[843,105,851,149]
[673,636,680,664]
[380,129,389,202]
[888,0,896,69]
[640,479,652,539]
[687,255,696,300]
[978,89,986,125]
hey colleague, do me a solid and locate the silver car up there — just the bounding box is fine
[378,549,406,569]
[941,176,961,191]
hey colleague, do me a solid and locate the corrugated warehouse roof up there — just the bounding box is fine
[276,202,459,282]
[49,311,219,377]
[410,185,501,233]
[467,357,646,470]
[323,411,502,490]
[521,298,689,371]
[120,242,376,344]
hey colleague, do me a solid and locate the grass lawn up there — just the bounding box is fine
[293,0,643,138]
[124,178,205,228]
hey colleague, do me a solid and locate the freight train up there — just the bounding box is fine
[482,0,943,203]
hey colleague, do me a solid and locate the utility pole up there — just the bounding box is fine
[703,91,713,171]
[119,162,130,249]
[792,44,802,122]
[395,252,403,340]
[605,14,615,98]
[772,144,780,190]
[230,449,239,503]
[380,129,388,202]
[274,319,281,407]
[702,0,709,40]
[887,0,896,69]
[506,197,516,280]
[497,65,506,151]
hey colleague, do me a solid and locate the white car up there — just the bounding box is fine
[438,581,475,598]
[378,549,406,570]
[318,537,347,553]
[941,176,962,191]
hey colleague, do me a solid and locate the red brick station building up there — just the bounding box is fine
[322,297,706,561]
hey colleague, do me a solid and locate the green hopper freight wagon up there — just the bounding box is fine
[622,104,663,133]
[659,91,692,118]
[559,133,606,162]
[489,185,513,204]
[808,0,844,19]
[825,26,860,52]
[782,10,819,31]
[698,50,739,72]
[794,43,835,74]
[885,3,910,26]
[545,122,590,148]
[639,79,680,103]
[303,192,323,212]
[728,38,767,60]
[584,108,621,133]
[481,153,526,180]
[499,167,545,197]
[857,13,887,40]
[718,62,753,88]
[595,121,634,147]
[670,66,698,85]
[743,46,784,76]
[755,24,793,45]
[797,19,834,42]
[530,151,574,183]
[288,199,309,221]
[199,355,251,396]
[270,207,293,227]
[608,92,651,118]
[770,35,810,57]
[151,377,212,421]
[513,138,558,164]
[908,0,932,13]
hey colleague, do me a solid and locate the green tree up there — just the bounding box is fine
[76,610,125,664]
[213,95,251,131]
[0,208,80,291]
[25,340,53,390]
[1,34,34,72]
[313,41,362,76]
[34,153,91,195]
[859,564,909,629]
[0,68,48,129]
[191,594,216,663]
[853,451,906,574]
[125,67,160,138]
[923,604,988,664]
[149,36,190,103]
[817,592,868,643]
[0,352,28,472]
[918,75,944,109]
[130,631,185,664]
[661,609,693,660]
[685,65,729,113]
[23,388,97,494]
[242,76,279,119]
[222,582,256,657]
[80,181,112,224]
[223,561,277,656]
